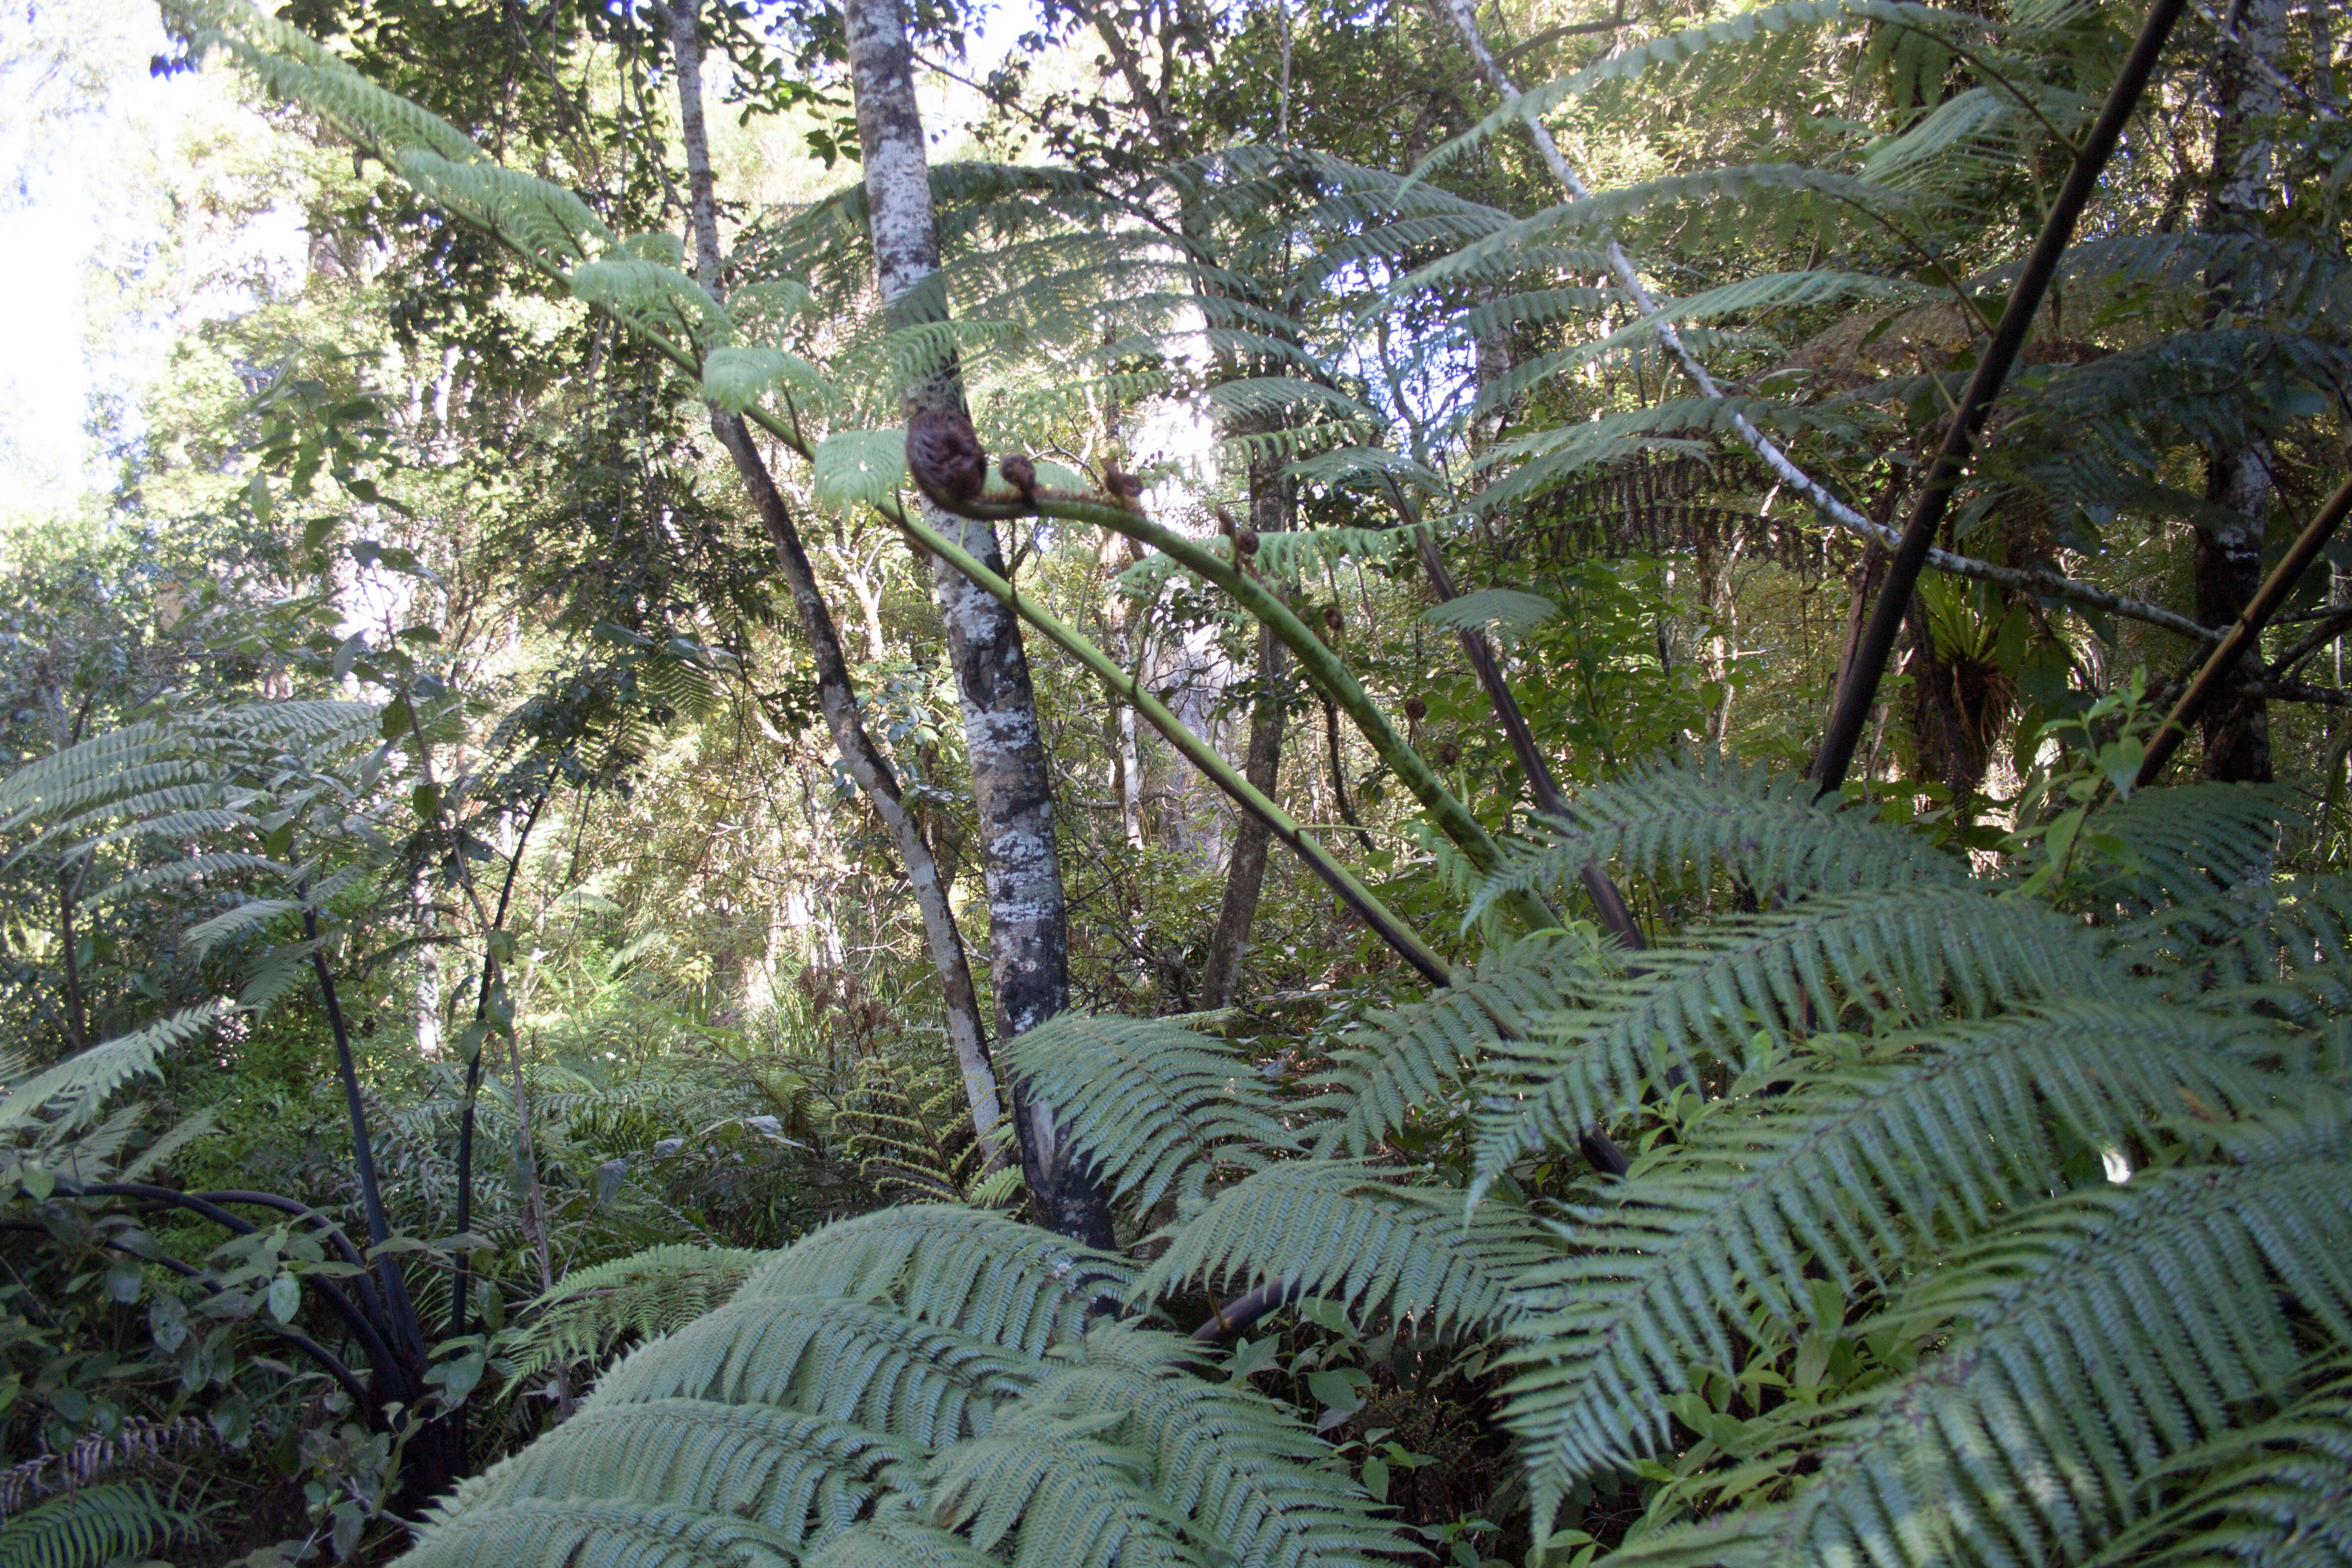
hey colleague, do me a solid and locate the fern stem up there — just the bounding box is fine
[303,901,429,1379]
[62,1182,396,1419]
[1392,484,1645,949]
[885,506,1456,987]
[2138,472,2352,785]
[1813,0,2193,790]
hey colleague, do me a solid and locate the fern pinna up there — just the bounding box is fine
[419,756,2349,1568]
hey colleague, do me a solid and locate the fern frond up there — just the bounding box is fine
[589,1294,1034,1446]
[1132,1162,1550,1335]
[1590,1105,2352,1568]
[1469,754,1963,924]
[739,1207,1130,1356]
[1001,1016,1294,1213]
[1034,1326,1407,1568]
[446,1399,913,1545]
[927,1412,1197,1568]
[800,1515,1003,1568]
[1312,931,1601,1158]
[0,1004,221,1137]
[401,1497,795,1568]
[1500,1002,2294,1477]
[1468,887,2133,1194]
[504,1244,770,1382]
[0,1483,204,1568]
[2083,1362,2352,1568]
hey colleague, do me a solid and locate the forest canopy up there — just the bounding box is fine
[1,0,2349,1565]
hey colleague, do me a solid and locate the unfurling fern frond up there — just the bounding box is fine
[739,1206,1130,1355]
[1470,886,2126,1192]
[1133,1162,1551,1335]
[1499,1002,2296,1476]
[1312,931,1599,1157]
[1001,1015,1294,1213]
[502,1244,771,1382]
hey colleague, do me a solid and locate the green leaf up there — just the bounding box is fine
[267,1272,300,1323]
[813,429,907,511]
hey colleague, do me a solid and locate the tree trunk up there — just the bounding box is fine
[843,0,1113,1246]
[663,0,1004,1161]
[1198,455,1292,1008]
[2195,0,2289,782]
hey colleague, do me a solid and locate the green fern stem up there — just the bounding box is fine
[990,494,1508,882]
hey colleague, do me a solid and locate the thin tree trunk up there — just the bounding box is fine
[662,0,1004,1161]
[1199,456,1292,1008]
[2195,0,2289,782]
[842,0,1113,1245]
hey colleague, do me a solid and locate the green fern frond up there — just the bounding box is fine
[1423,588,1559,642]
[504,1244,770,1382]
[1416,0,1971,176]
[590,1294,1034,1446]
[445,1399,913,1545]
[1468,886,2133,1194]
[927,1413,1197,1568]
[0,1003,221,1137]
[2083,1363,2352,1568]
[0,1483,205,1568]
[739,1207,1130,1356]
[1590,1105,2352,1568]
[2081,782,2296,916]
[1033,1326,1406,1568]
[401,1497,796,1568]
[1312,931,1601,1158]
[1001,1015,1295,1213]
[1468,755,1963,924]
[800,1515,1003,1568]
[1500,1002,2294,1477]
[1133,1162,1550,1335]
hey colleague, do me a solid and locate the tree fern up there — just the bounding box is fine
[2082,1363,2352,1568]
[926,1413,1196,1568]
[999,1015,1295,1214]
[1026,1326,1400,1568]
[402,1497,799,1568]
[1131,1162,1550,1336]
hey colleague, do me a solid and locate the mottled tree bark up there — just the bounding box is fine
[1198,456,1292,1008]
[843,0,1113,1245]
[664,0,1003,1160]
[2196,0,2289,782]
